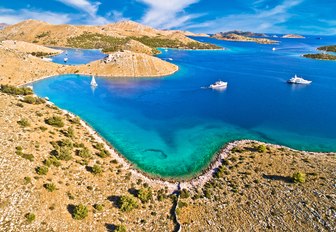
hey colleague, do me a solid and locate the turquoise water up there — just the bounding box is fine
[32,36,336,178]
[50,47,106,65]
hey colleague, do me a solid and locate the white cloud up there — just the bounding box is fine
[185,0,303,33]
[138,0,200,29]
[55,0,100,17]
[0,8,71,24]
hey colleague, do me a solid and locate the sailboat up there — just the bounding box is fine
[90,75,98,87]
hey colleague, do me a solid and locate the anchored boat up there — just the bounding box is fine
[209,81,228,89]
[287,75,312,85]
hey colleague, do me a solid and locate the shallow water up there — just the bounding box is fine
[33,36,336,178]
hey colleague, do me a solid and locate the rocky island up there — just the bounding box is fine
[211,32,278,44]
[282,34,305,38]
[304,45,336,61]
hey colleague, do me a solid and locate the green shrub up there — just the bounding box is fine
[22,96,45,105]
[137,187,152,203]
[77,147,92,159]
[118,195,138,212]
[0,84,33,95]
[17,118,30,127]
[93,204,104,212]
[45,116,64,127]
[91,164,102,175]
[179,189,190,199]
[62,126,75,138]
[256,144,267,153]
[36,166,49,175]
[44,183,56,192]
[115,225,126,232]
[292,172,306,183]
[24,176,31,185]
[25,213,36,223]
[21,153,34,162]
[96,149,110,158]
[72,204,88,220]
[44,156,62,167]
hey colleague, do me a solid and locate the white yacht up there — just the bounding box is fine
[287,75,312,85]
[90,75,98,87]
[209,81,228,89]
[64,57,68,62]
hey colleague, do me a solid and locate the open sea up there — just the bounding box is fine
[31,36,336,178]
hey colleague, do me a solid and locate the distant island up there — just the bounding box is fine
[304,45,336,61]
[317,45,336,52]
[211,32,278,44]
[282,34,305,39]
[217,30,267,37]
[304,53,336,61]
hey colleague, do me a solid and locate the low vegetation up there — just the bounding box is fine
[0,85,33,96]
[118,195,139,212]
[72,204,88,220]
[25,213,36,223]
[292,172,306,183]
[17,118,30,127]
[29,52,56,57]
[67,32,130,53]
[317,45,336,52]
[44,183,57,192]
[22,95,45,105]
[303,53,336,61]
[45,116,64,128]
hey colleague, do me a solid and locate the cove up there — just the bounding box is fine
[32,36,336,178]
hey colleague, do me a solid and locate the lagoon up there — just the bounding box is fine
[32,36,336,178]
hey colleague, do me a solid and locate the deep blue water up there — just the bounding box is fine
[49,47,106,65]
[32,36,336,178]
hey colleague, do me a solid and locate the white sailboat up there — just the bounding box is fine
[64,57,68,62]
[90,75,98,87]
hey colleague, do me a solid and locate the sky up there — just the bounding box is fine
[0,0,335,35]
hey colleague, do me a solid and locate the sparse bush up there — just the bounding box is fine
[115,225,126,232]
[256,144,267,153]
[72,204,88,220]
[137,187,152,203]
[77,147,91,159]
[94,204,103,212]
[45,116,64,128]
[17,118,30,127]
[96,149,110,158]
[22,96,45,104]
[25,213,35,223]
[36,166,49,175]
[0,84,33,95]
[179,189,190,199]
[44,183,56,192]
[91,164,102,175]
[118,195,138,212]
[292,172,306,183]
[24,176,31,185]
[21,153,34,162]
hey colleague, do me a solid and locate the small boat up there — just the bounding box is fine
[90,75,98,87]
[168,58,173,61]
[44,97,49,101]
[64,57,68,62]
[165,49,168,52]
[272,47,276,51]
[209,81,228,89]
[287,75,312,85]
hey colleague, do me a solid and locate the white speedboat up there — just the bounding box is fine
[90,75,98,87]
[209,81,228,89]
[272,47,276,51]
[64,57,68,62]
[287,75,312,85]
